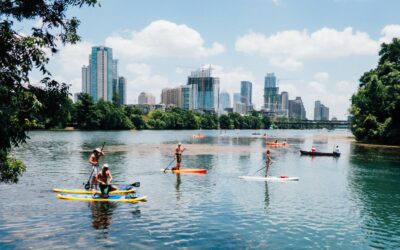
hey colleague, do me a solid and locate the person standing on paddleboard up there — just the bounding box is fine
[96,164,116,198]
[172,143,185,170]
[88,148,104,191]
[265,150,272,177]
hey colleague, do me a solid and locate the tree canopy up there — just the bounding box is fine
[0,0,97,183]
[350,38,400,145]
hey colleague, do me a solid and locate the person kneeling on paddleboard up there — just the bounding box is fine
[172,143,185,171]
[96,164,117,198]
[88,148,104,191]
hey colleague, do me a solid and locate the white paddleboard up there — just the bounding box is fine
[238,176,299,182]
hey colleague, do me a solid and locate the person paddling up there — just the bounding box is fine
[334,145,340,154]
[265,150,272,177]
[88,148,104,191]
[171,143,185,171]
[311,146,317,152]
[96,164,116,198]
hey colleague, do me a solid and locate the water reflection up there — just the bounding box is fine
[175,173,182,200]
[264,182,270,211]
[89,202,117,237]
[348,143,400,249]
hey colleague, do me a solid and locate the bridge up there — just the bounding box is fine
[273,120,350,129]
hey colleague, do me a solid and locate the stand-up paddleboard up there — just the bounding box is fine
[57,194,147,203]
[52,187,136,195]
[239,176,299,182]
[161,168,208,174]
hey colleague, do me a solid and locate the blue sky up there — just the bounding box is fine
[38,0,400,119]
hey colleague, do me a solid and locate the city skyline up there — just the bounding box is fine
[29,0,400,119]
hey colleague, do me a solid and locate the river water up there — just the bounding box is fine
[1,130,399,249]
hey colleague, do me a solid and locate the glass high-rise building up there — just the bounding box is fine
[181,85,192,110]
[314,100,329,120]
[264,73,279,112]
[81,66,90,94]
[289,97,306,119]
[219,91,231,113]
[118,76,126,105]
[112,59,119,100]
[187,67,220,113]
[240,81,252,112]
[90,46,113,101]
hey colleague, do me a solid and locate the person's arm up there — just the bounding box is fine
[88,154,96,165]
[97,173,106,185]
[107,171,113,185]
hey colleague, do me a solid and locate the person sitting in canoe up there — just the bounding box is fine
[88,148,104,191]
[265,150,272,177]
[311,146,317,152]
[283,139,287,145]
[334,145,340,154]
[96,164,117,198]
[171,143,185,171]
[274,139,278,143]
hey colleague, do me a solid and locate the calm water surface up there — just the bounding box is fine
[1,130,400,249]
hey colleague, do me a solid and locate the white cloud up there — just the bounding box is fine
[124,63,170,104]
[279,77,357,119]
[52,41,93,76]
[379,24,400,44]
[235,27,379,71]
[313,72,330,82]
[105,20,225,59]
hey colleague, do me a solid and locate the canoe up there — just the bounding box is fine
[52,186,136,195]
[57,194,147,203]
[161,168,208,174]
[300,150,340,157]
[266,142,288,146]
[192,135,205,138]
[239,176,299,182]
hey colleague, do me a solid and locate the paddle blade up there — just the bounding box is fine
[84,182,90,190]
[131,182,140,187]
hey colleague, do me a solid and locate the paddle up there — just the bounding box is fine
[163,158,176,172]
[84,142,105,190]
[252,161,274,175]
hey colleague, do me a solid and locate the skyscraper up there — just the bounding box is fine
[181,85,192,110]
[280,91,289,117]
[187,67,220,113]
[219,91,231,113]
[314,100,329,120]
[138,92,155,105]
[161,87,181,107]
[233,93,241,104]
[81,66,90,94]
[118,76,126,105]
[112,59,119,100]
[289,97,306,119]
[240,81,252,112]
[264,73,279,112]
[90,46,113,101]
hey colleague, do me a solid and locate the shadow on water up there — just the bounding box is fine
[348,143,400,249]
[264,182,270,211]
[89,202,117,238]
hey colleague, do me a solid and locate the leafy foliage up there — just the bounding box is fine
[0,0,97,182]
[350,38,400,144]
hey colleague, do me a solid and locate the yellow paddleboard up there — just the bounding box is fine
[52,188,136,195]
[57,194,147,203]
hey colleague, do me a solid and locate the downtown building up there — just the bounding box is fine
[219,91,231,114]
[81,46,126,103]
[289,97,306,119]
[264,73,280,112]
[161,85,192,110]
[240,81,253,112]
[187,67,220,113]
[138,92,156,105]
[314,100,329,120]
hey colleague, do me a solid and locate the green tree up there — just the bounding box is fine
[350,38,400,144]
[0,0,97,182]
[73,93,100,129]
[219,114,233,129]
